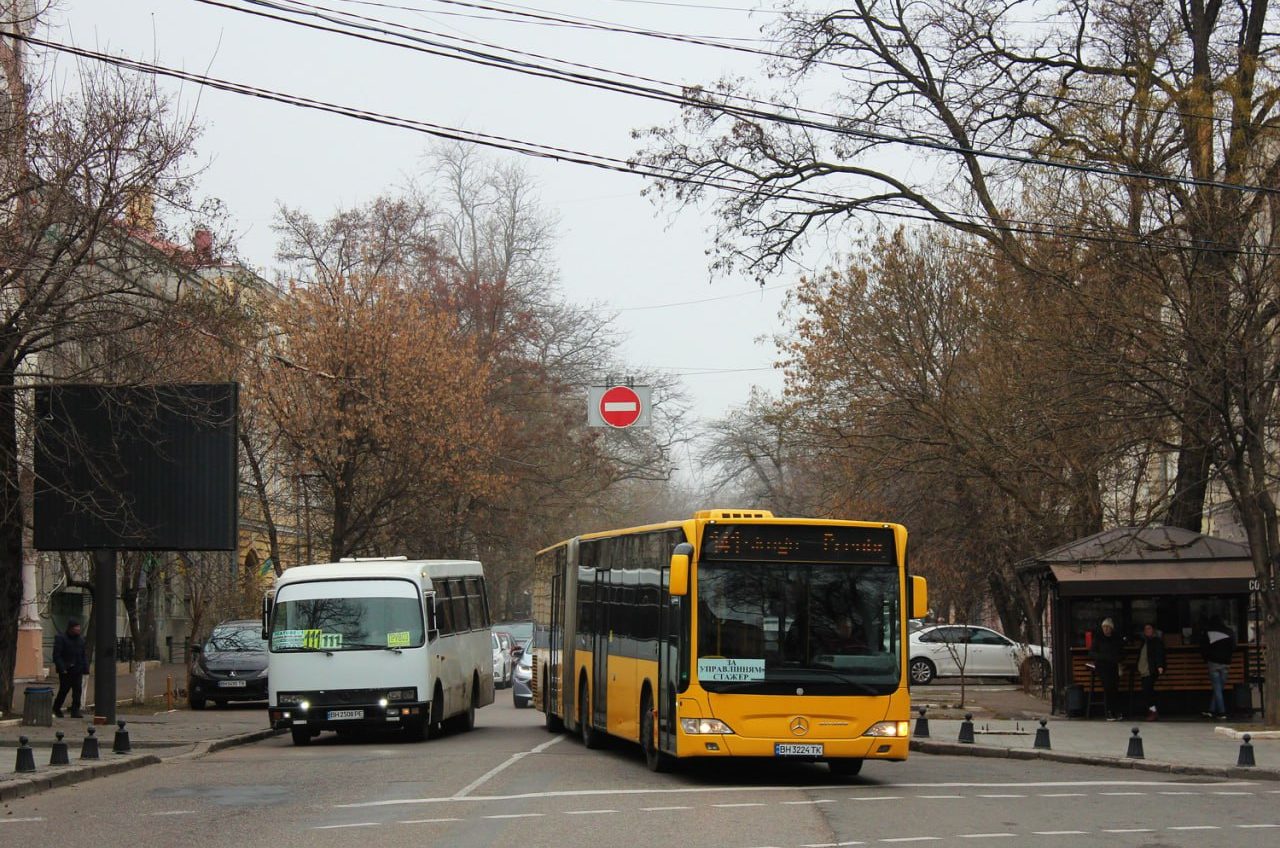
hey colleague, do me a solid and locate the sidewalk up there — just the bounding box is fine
[913,678,1280,779]
[0,703,278,801]
[5,662,190,717]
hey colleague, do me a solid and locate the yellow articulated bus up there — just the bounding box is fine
[530,509,927,774]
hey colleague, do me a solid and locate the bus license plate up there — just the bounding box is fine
[327,709,363,721]
[217,680,247,688]
[775,743,823,757]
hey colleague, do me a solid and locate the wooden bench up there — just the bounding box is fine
[1069,647,1250,692]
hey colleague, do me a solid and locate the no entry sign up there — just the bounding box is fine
[587,385,652,429]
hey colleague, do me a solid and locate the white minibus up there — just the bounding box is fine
[264,557,494,744]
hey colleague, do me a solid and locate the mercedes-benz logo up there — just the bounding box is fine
[789,716,809,736]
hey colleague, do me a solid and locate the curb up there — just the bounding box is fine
[0,754,162,802]
[911,738,1280,781]
[0,727,283,802]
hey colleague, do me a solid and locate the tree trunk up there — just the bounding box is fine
[0,363,22,713]
[241,432,281,576]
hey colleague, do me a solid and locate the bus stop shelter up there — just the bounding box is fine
[1018,527,1263,718]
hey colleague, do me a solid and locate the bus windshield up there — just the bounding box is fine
[270,579,425,652]
[695,562,901,695]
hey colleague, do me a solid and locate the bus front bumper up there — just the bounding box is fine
[677,733,910,761]
[269,702,426,730]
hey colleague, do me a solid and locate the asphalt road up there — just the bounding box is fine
[3,697,1278,848]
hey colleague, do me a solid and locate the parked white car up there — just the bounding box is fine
[491,632,512,689]
[908,624,1050,685]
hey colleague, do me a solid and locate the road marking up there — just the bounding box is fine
[917,795,963,799]
[784,799,834,805]
[880,838,939,843]
[1167,826,1220,831]
[564,809,618,815]
[1038,793,1086,797]
[484,813,544,819]
[1100,792,1145,796]
[1214,791,1253,795]
[977,794,1024,798]
[146,811,196,816]
[453,734,564,798]
[336,779,1255,809]
[1238,823,1280,828]
[0,818,46,824]
[1159,791,1200,795]
[311,823,380,830]
[398,818,462,824]
[1103,829,1153,833]
[956,834,1014,839]
[1032,832,1087,836]
[853,796,902,801]
[713,803,765,808]
[641,806,691,811]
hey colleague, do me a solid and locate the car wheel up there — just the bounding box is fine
[909,657,936,685]
[828,758,863,777]
[290,726,313,746]
[1023,656,1051,686]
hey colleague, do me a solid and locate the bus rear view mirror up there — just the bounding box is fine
[669,543,693,596]
[261,591,274,641]
[425,591,439,642]
[911,575,929,620]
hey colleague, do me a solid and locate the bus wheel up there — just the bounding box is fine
[641,693,673,773]
[543,675,565,732]
[451,679,478,733]
[579,679,604,749]
[828,759,863,778]
[290,726,313,746]
[428,684,445,739]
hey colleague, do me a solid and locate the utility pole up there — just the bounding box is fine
[3,2,48,689]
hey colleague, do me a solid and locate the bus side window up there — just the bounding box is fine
[437,584,455,636]
[478,578,492,627]
[450,579,472,631]
[465,578,485,630]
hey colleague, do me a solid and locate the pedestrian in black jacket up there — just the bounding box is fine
[53,618,90,718]
[1137,623,1166,721]
[1198,616,1235,720]
[1089,618,1125,720]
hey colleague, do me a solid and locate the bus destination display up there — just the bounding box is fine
[700,524,895,563]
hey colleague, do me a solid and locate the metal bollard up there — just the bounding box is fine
[1126,726,1144,759]
[958,713,976,744]
[1237,733,1256,768]
[112,720,131,754]
[80,726,100,760]
[49,731,70,766]
[14,736,36,773]
[1034,718,1051,750]
[915,707,930,738]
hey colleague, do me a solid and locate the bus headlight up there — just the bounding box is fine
[386,688,417,702]
[863,721,910,737]
[680,718,734,735]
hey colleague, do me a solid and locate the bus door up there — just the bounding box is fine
[549,561,563,714]
[657,530,684,754]
[591,567,611,729]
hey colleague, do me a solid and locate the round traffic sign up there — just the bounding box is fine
[599,385,643,428]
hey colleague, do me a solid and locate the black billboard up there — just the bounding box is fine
[33,384,239,551]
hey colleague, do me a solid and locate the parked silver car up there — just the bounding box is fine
[511,648,532,709]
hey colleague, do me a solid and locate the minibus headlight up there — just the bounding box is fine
[277,693,303,706]
[863,721,910,737]
[680,718,734,735]
[386,688,417,702]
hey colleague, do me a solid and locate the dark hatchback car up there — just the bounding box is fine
[188,619,269,709]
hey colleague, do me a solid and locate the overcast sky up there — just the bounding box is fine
[48,1,835,450]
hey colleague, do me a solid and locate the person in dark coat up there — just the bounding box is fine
[1089,617,1124,720]
[52,618,90,718]
[1198,615,1235,720]
[1137,623,1166,721]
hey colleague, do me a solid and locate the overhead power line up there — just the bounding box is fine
[208,0,1280,199]
[9,31,1280,258]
